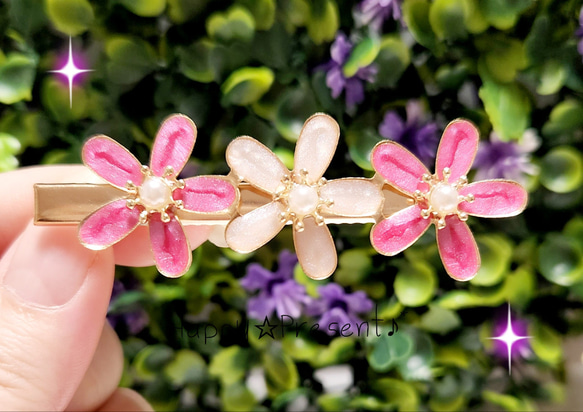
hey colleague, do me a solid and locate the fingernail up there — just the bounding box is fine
[2,223,97,308]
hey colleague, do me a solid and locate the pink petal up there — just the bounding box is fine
[174,176,237,213]
[370,205,431,256]
[293,114,340,184]
[436,217,480,281]
[149,214,192,278]
[371,141,430,196]
[79,199,140,249]
[150,114,196,178]
[294,217,337,280]
[435,120,479,182]
[459,180,528,218]
[82,135,143,188]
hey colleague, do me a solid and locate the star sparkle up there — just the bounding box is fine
[48,37,93,108]
[488,304,531,375]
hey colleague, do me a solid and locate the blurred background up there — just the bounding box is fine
[1,0,583,410]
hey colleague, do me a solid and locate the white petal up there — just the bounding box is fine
[294,217,337,279]
[225,201,286,253]
[227,136,289,193]
[246,368,268,402]
[313,365,354,394]
[207,225,228,248]
[293,114,340,183]
[319,178,383,217]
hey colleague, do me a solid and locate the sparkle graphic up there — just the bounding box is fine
[488,304,531,375]
[48,37,93,108]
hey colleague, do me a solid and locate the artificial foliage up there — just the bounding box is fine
[1,0,583,410]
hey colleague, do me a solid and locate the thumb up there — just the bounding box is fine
[0,223,115,411]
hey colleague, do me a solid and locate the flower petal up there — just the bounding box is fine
[370,205,430,256]
[459,180,528,218]
[293,114,340,183]
[227,136,289,194]
[174,176,238,213]
[150,114,196,178]
[435,119,479,182]
[371,141,430,196]
[82,135,143,188]
[79,199,140,249]
[225,201,287,253]
[149,214,192,278]
[294,217,337,280]
[319,178,383,217]
[436,217,480,281]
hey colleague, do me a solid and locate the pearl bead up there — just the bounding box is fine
[429,183,459,215]
[288,184,319,217]
[139,176,172,210]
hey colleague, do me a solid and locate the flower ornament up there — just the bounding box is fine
[225,114,383,280]
[79,114,238,277]
[370,120,528,281]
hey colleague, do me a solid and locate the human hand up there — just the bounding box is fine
[0,166,209,410]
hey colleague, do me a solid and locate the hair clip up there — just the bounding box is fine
[34,114,527,281]
[370,120,528,281]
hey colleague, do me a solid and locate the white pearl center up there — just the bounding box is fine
[139,176,172,210]
[429,183,459,215]
[288,184,319,217]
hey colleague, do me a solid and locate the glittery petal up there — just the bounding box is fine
[370,204,431,256]
[436,217,480,281]
[319,178,383,217]
[371,141,430,196]
[149,214,192,278]
[226,136,289,194]
[174,176,237,213]
[293,114,340,184]
[79,199,140,249]
[225,201,287,253]
[435,119,479,182]
[294,217,337,280]
[82,135,143,189]
[459,180,528,218]
[150,114,196,178]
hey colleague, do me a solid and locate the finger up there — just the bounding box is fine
[98,388,153,411]
[66,322,124,411]
[0,223,114,410]
[0,165,95,254]
[0,165,211,267]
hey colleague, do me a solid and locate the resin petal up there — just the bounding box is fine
[370,205,431,256]
[149,214,192,278]
[294,114,340,183]
[459,180,528,218]
[436,216,480,281]
[150,114,196,178]
[225,201,287,253]
[82,135,144,188]
[294,217,337,280]
[227,137,289,194]
[174,176,237,213]
[435,120,479,182]
[79,199,140,249]
[372,141,430,196]
[319,178,383,217]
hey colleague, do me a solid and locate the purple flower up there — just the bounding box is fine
[306,283,374,336]
[320,33,377,112]
[355,0,403,31]
[240,250,308,320]
[473,129,540,186]
[107,279,149,335]
[576,7,583,58]
[379,100,439,166]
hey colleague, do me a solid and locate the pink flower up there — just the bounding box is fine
[370,119,528,281]
[79,114,238,277]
